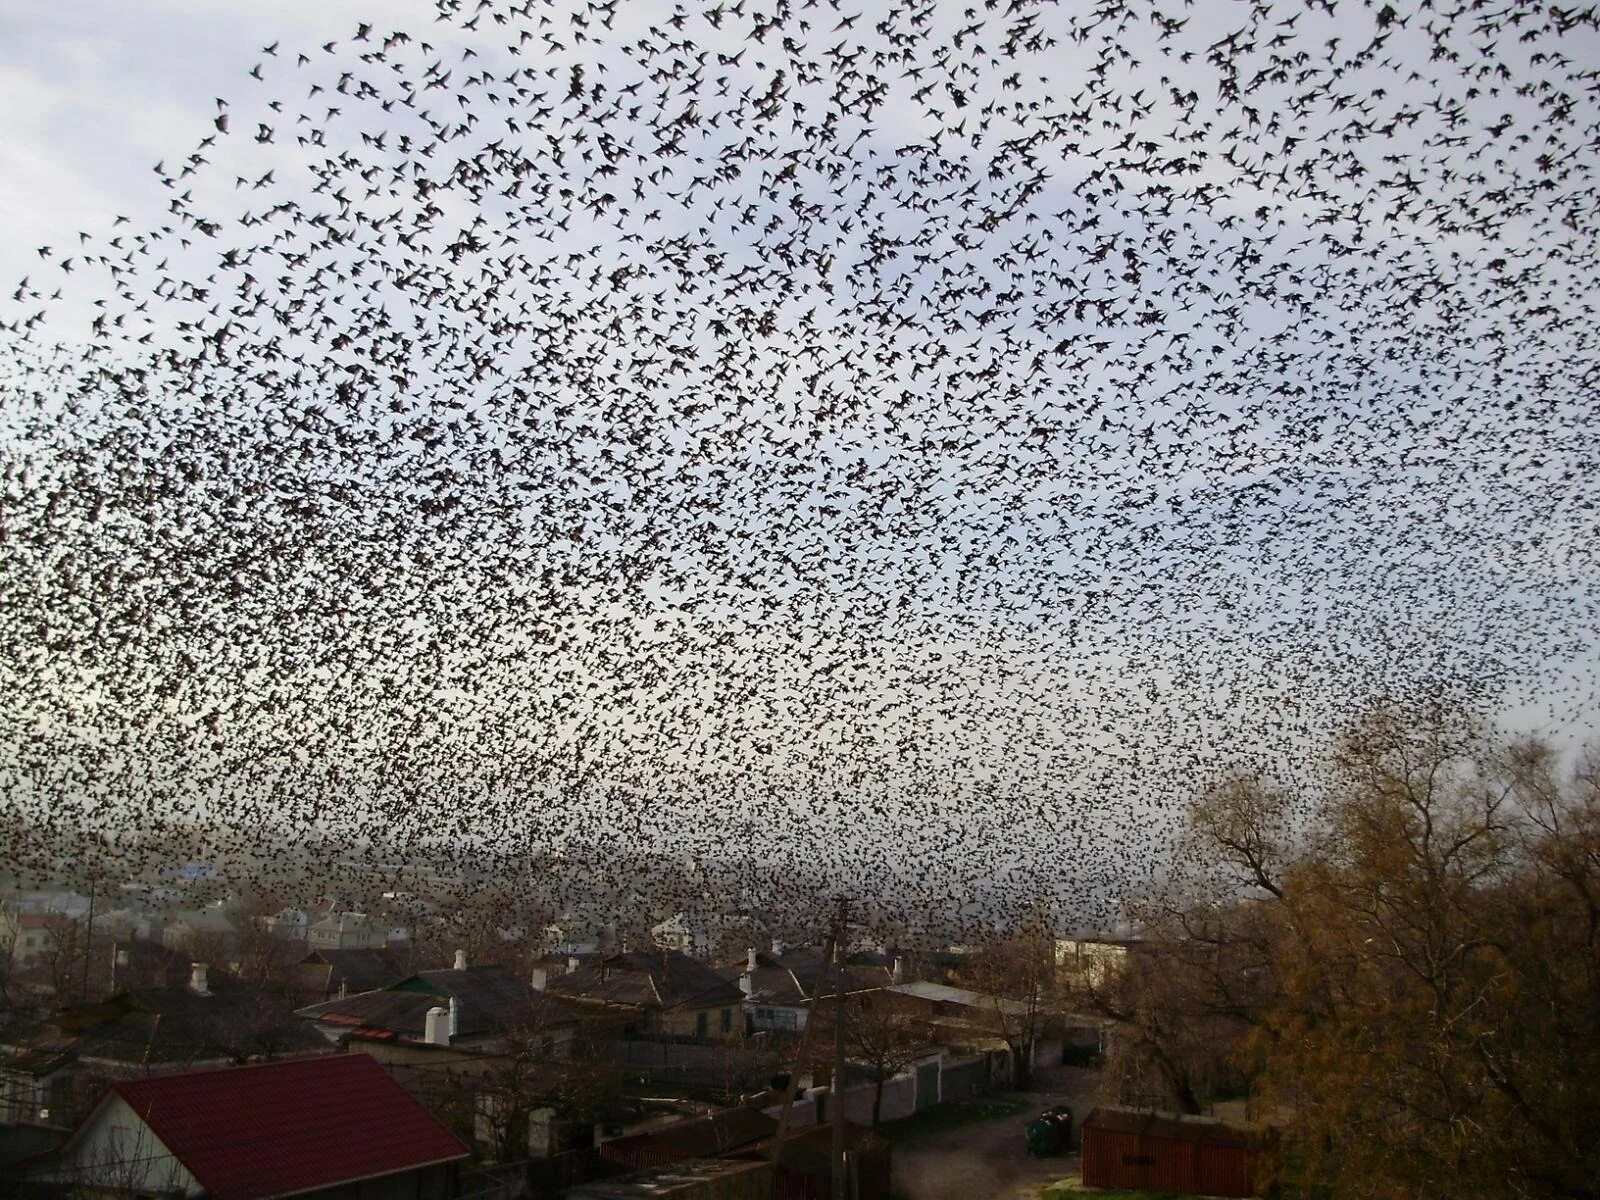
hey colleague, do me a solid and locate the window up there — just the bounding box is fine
[696,1011,708,1038]
[720,1007,732,1034]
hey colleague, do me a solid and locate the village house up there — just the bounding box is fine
[306,910,388,951]
[161,906,240,958]
[546,949,746,1040]
[295,952,581,1060]
[649,909,772,961]
[34,1054,470,1200]
[1053,934,1137,991]
[293,946,405,1003]
[3,911,78,969]
[721,944,896,1033]
[0,962,330,1129]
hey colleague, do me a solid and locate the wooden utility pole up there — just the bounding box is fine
[831,895,849,1200]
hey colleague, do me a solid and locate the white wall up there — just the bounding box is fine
[55,1094,205,1196]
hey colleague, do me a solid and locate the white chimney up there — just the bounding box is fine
[892,956,905,984]
[453,949,467,971]
[530,966,548,991]
[739,971,754,997]
[771,939,785,957]
[189,963,210,995]
[746,947,758,972]
[425,1006,450,1046]
[567,956,580,974]
[448,995,460,1037]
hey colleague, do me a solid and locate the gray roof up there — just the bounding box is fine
[549,950,744,1011]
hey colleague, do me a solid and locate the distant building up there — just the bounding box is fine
[307,911,387,952]
[1053,936,1135,990]
[650,910,771,961]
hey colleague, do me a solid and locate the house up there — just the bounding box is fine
[293,947,404,1002]
[1080,1106,1277,1197]
[307,910,388,951]
[1053,936,1135,991]
[879,981,1102,1081]
[259,907,308,941]
[650,910,771,961]
[296,956,580,1056]
[5,912,78,968]
[724,946,894,1033]
[161,907,240,957]
[0,963,331,1129]
[41,1054,470,1199]
[547,949,746,1040]
[544,911,617,957]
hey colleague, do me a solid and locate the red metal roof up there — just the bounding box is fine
[101,1054,469,1200]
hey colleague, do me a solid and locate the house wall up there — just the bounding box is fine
[747,1003,807,1033]
[292,1161,459,1200]
[653,1002,741,1040]
[54,1094,205,1196]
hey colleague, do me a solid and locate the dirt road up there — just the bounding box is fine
[888,1068,1103,1200]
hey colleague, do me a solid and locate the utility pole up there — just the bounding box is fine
[831,895,849,1200]
[80,871,97,1002]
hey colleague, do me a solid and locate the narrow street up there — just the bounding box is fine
[886,1068,1102,1200]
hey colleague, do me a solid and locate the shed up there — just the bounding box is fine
[1080,1106,1275,1198]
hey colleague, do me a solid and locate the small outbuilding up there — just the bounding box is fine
[1080,1106,1275,1198]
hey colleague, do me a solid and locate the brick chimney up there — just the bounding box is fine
[189,963,210,995]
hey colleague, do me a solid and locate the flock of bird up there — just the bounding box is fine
[2,0,1598,935]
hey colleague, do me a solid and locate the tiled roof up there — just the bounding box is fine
[96,1055,468,1200]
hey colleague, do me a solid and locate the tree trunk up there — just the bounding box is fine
[1013,1042,1032,1091]
[872,1077,884,1126]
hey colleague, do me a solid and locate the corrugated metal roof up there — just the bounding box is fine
[95,1054,469,1200]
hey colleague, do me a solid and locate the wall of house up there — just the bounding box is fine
[747,1003,807,1033]
[653,1003,741,1040]
[54,1094,205,1196]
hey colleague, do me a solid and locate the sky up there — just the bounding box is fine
[2,0,1599,925]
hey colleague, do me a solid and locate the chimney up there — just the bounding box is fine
[425,1006,450,1046]
[739,971,754,997]
[448,995,460,1038]
[771,938,785,957]
[567,956,580,974]
[746,947,758,972]
[530,966,548,991]
[892,956,905,984]
[189,963,210,995]
[453,949,468,971]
